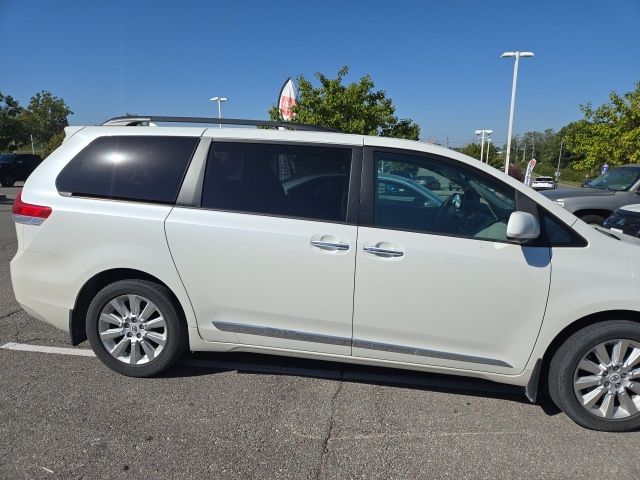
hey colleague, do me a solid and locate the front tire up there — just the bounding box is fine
[548,321,640,431]
[86,279,187,377]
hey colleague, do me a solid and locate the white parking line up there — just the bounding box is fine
[0,342,96,357]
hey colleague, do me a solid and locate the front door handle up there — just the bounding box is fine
[363,245,404,257]
[311,240,350,251]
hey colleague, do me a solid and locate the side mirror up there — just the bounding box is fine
[507,211,540,243]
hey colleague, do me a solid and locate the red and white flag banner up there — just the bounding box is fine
[278,78,297,121]
[524,158,537,187]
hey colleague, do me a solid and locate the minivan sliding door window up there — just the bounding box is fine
[201,142,352,222]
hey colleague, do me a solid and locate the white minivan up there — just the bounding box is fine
[10,116,640,431]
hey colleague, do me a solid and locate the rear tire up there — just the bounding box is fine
[579,214,605,226]
[86,279,188,377]
[548,321,640,432]
[0,174,15,187]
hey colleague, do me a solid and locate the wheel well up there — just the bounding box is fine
[69,268,187,346]
[535,310,640,400]
[573,209,612,220]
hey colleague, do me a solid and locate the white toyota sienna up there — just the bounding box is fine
[10,116,640,431]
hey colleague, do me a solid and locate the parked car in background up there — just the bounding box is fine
[415,175,442,190]
[542,164,640,225]
[387,169,414,179]
[10,115,640,432]
[0,153,42,187]
[604,205,640,237]
[531,176,556,190]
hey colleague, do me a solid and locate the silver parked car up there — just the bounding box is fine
[543,165,640,225]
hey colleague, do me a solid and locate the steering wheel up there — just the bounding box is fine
[433,192,460,226]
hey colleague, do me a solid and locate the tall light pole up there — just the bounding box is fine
[501,51,534,174]
[209,96,228,127]
[555,138,564,181]
[485,138,493,163]
[475,129,493,163]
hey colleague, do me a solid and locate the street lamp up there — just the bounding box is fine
[485,138,493,163]
[501,51,534,174]
[209,96,228,127]
[475,129,493,163]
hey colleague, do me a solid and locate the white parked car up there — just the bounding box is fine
[532,175,557,190]
[10,116,640,432]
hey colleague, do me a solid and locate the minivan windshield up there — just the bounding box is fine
[0,154,16,164]
[586,167,640,191]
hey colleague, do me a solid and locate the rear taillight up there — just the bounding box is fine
[12,190,52,225]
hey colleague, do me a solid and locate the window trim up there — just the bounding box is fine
[175,138,363,226]
[361,146,587,247]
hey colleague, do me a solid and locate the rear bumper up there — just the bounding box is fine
[10,249,80,333]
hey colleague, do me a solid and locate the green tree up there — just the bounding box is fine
[20,91,73,145]
[43,131,66,158]
[269,66,420,140]
[564,81,640,171]
[457,142,502,168]
[0,92,27,151]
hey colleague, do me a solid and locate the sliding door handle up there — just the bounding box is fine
[311,240,350,251]
[363,245,404,257]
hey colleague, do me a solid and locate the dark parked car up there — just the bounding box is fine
[0,153,42,187]
[604,204,640,237]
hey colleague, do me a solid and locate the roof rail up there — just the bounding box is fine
[101,116,340,132]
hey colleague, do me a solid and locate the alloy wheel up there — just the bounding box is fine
[98,294,167,365]
[573,339,640,419]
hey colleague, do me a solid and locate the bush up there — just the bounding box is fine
[508,164,524,181]
[528,162,589,183]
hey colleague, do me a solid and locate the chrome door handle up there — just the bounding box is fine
[363,245,404,257]
[311,240,350,251]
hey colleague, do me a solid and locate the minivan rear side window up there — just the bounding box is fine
[201,142,352,222]
[56,136,199,204]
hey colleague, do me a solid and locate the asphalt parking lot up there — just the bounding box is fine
[0,185,639,479]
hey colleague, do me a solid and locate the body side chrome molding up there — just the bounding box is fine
[212,321,512,368]
[213,321,351,346]
[352,339,512,367]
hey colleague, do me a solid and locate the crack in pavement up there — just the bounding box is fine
[0,308,20,321]
[7,315,24,343]
[1,240,17,252]
[316,372,344,480]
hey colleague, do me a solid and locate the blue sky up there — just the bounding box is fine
[1,0,639,147]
